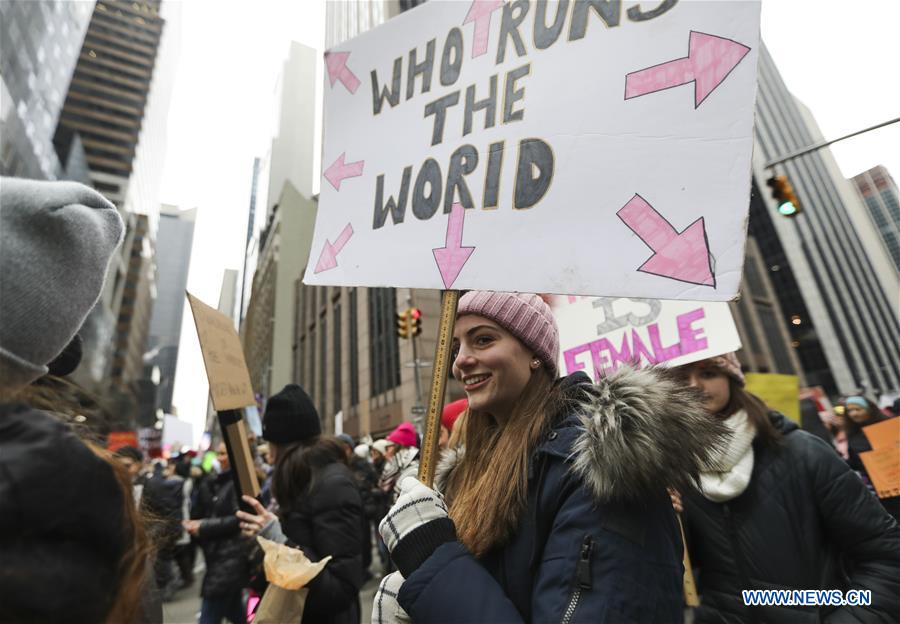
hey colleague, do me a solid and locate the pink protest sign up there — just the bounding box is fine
[550,295,741,380]
[306,1,760,300]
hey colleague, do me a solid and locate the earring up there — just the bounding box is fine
[531,359,541,369]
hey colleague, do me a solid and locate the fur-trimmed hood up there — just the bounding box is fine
[436,367,729,502]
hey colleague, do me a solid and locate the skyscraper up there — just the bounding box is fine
[54,0,180,393]
[0,0,93,180]
[751,44,900,395]
[148,205,196,413]
[53,0,166,204]
[851,166,900,275]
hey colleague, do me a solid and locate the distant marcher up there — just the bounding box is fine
[338,433,380,580]
[440,398,467,450]
[115,444,148,506]
[186,443,248,624]
[673,355,900,623]
[237,384,365,624]
[172,457,197,588]
[839,395,900,520]
[143,459,189,600]
[378,422,419,502]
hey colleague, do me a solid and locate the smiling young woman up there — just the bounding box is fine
[672,354,900,623]
[372,291,731,624]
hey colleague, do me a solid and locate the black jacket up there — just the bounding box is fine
[398,368,729,623]
[281,461,365,624]
[684,413,900,623]
[192,470,249,598]
[0,405,129,623]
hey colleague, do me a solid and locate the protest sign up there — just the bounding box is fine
[549,295,741,380]
[744,373,800,424]
[187,292,260,499]
[187,292,255,411]
[863,418,900,451]
[860,449,900,500]
[107,431,139,453]
[305,1,760,300]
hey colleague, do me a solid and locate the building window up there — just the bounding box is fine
[369,287,400,397]
[349,288,359,405]
[333,298,342,415]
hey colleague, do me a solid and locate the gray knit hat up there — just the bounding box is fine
[0,177,124,391]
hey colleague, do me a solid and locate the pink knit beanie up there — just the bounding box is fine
[702,352,745,386]
[457,291,559,376]
[386,422,418,448]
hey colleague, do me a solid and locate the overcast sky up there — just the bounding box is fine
[162,1,900,445]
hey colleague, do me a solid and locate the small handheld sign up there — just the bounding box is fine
[187,292,260,500]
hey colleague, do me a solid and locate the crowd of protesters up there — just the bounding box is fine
[1,175,899,624]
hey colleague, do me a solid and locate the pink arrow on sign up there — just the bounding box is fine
[617,194,715,287]
[625,31,750,108]
[324,51,360,94]
[463,0,505,58]
[433,202,476,289]
[314,223,354,274]
[324,153,364,191]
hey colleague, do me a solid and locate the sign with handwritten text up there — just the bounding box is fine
[187,292,255,411]
[305,1,760,300]
[550,295,741,379]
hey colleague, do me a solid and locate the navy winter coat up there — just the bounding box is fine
[397,368,728,623]
[684,413,900,623]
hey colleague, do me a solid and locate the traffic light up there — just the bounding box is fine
[410,307,422,337]
[766,175,802,217]
[396,309,410,339]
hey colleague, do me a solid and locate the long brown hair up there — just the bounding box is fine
[89,443,154,624]
[272,435,347,516]
[1,378,152,624]
[445,371,562,557]
[723,378,781,447]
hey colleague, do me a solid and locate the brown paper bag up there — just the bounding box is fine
[255,586,309,624]
[252,537,332,624]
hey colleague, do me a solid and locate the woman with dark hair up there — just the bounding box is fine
[237,384,365,624]
[839,395,900,520]
[370,291,729,623]
[0,177,153,623]
[672,355,900,623]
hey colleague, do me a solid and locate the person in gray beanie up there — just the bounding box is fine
[0,176,124,392]
[0,177,156,624]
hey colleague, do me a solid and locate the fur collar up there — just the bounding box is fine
[435,366,729,502]
[569,366,729,501]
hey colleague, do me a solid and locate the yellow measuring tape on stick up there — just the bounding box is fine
[418,290,459,488]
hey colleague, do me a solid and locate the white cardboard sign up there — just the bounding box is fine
[305,1,760,301]
[550,295,742,380]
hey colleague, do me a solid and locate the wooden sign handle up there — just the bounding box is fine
[678,514,700,607]
[217,409,261,510]
[418,290,460,488]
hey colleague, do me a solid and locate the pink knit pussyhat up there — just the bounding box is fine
[457,291,559,376]
[386,422,418,448]
[701,352,745,386]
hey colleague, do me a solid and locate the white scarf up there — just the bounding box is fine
[699,409,756,502]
